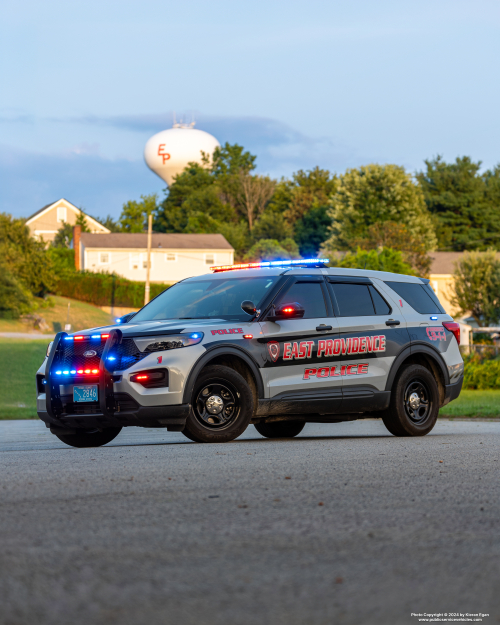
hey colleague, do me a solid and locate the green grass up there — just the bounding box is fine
[439,390,500,419]
[0,339,48,419]
[1,339,498,421]
[0,295,113,334]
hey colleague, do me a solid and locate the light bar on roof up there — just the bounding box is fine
[210,258,329,273]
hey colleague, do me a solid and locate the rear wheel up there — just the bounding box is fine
[53,427,122,448]
[182,365,254,443]
[254,420,305,439]
[382,364,439,437]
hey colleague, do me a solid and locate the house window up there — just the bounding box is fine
[165,253,177,262]
[99,252,110,264]
[57,206,67,223]
[205,253,215,265]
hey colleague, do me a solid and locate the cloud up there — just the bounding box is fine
[0,144,165,219]
[68,112,366,177]
[0,114,374,219]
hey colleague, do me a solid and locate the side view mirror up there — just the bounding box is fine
[241,300,257,316]
[267,302,305,321]
[116,312,137,324]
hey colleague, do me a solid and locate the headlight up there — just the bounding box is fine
[46,341,54,357]
[134,333,204,354]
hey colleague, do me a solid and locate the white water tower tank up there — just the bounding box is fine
[144,123,220,186]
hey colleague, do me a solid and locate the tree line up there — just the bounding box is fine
[81,145,500,273]
[2,145,500,325]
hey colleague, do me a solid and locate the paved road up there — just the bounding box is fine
[1,419,499,625]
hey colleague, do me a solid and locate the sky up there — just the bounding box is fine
[1,0,499,219]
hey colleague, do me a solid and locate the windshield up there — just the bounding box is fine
[132,276,280,322]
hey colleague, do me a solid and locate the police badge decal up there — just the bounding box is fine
[267,341,280,362]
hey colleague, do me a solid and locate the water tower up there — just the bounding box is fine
[144,121,220,186]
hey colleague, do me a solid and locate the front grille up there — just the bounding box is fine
[54,337,147,372]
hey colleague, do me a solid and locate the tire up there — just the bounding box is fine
[182,365,254,443]
[254,420,305,439]
[382,364,439,437]
[53,427,122,448]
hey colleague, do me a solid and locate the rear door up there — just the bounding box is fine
[260,276,341,409]
[327,277,409,411]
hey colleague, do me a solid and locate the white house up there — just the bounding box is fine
[79,232,234,283]
[26,198,110,243]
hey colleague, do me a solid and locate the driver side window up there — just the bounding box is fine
[274,282,328,319]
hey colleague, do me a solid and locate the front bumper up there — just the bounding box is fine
[442,375,464,407]
[37,399,190,431]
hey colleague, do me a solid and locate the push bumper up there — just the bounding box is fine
[40,330,190,432]
[442,375,464,406]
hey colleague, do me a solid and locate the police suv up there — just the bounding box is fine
[36,259,464,448]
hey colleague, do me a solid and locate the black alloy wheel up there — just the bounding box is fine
[52,427,122,448]
[194,382,240,429]
[183,365,254,443]
[404,378,431,424]
[382,364,439,437]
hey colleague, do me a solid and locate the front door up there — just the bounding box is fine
[326,277,409,411]
[259,277,342,411]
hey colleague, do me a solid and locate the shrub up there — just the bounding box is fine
[55,272,169,309]
[462,353,500,390]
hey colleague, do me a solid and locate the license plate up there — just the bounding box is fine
[73,385,98,403]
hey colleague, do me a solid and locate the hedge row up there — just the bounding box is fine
[463,354,500,390]
[55,271,170,309]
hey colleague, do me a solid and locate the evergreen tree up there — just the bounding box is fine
[416,156,500,250]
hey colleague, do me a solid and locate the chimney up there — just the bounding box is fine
[73,225,81,270]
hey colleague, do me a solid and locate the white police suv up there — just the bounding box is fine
[36,259,464,447]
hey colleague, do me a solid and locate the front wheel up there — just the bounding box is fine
[53,427,122,448]
[382,364,439,437]
[182,365,254,443]
[254,420,305,439]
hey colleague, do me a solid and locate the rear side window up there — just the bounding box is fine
[385,281,446,314]
[369,286,391,315]
[330,284,375,317]
[275,282,328,319]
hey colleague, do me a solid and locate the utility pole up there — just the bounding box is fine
[144,213,153,306]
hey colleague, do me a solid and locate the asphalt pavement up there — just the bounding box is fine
[1,419,499,625]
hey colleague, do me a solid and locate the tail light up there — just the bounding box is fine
[442,322,460,345]
[130,369,168,388]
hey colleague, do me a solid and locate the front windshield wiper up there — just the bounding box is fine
[178,317,214,319]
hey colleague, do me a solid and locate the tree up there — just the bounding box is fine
[276,167,337,256]
[154,144,260,258]
[52,211,90,248]
[450,250,500,326]
[416,156,500,251]
[120,194,158,233]
[0,258,34,318]
[52,222,74,248]
[330,247,414,275]
[0,213,54,299]
[236,173,276,231]
[324,164,436,253]
[91,214,121,232]
[244,238,300,262]
[351,221,431,277]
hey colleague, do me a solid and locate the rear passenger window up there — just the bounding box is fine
[330,284,375,317]
[275,282,327,319]
[369,286,391,315]
[385,281,445,314]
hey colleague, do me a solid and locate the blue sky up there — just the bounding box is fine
[1,0,499,219]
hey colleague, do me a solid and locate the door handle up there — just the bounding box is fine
[316,325,333,331]
[385,319,401,327]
